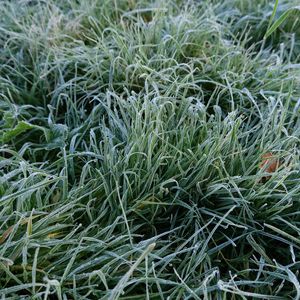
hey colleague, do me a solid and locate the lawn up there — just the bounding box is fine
[0,0,300,299]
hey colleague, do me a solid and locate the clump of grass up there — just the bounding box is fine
[0,0,300,299]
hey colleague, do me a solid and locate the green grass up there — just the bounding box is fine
[0,0,300,299]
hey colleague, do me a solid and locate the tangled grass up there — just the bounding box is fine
[0,0,300,299]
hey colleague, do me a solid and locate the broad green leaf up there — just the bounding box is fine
[45,123,68,150]
[0,121,47,143]
[1,121,34,143]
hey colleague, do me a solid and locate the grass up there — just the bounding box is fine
[0,0,300,298]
